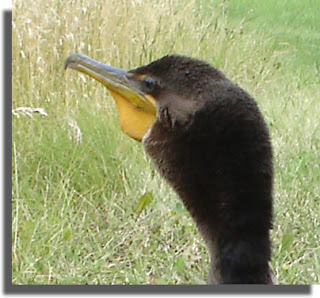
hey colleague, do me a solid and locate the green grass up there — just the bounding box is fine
[226,0,320,76]
[12,0,320,284]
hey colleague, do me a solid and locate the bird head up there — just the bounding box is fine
[64,54,226,141]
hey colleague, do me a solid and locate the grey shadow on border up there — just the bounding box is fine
[4,9,311,295]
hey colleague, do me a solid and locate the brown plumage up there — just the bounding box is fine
[65,54,277,284]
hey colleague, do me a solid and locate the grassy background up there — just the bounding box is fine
[12,0,319,284]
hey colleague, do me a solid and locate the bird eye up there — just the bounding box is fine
[143,78,156,93]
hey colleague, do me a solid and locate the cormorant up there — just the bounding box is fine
[65,53,277,284]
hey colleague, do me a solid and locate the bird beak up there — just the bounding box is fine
[65,53,157,141]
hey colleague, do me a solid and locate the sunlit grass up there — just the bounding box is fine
[12,0,319,284]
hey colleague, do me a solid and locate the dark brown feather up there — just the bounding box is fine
[134,55,275,284]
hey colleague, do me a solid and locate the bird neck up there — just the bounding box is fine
[198,219,274,284]
[144,119,275,284]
